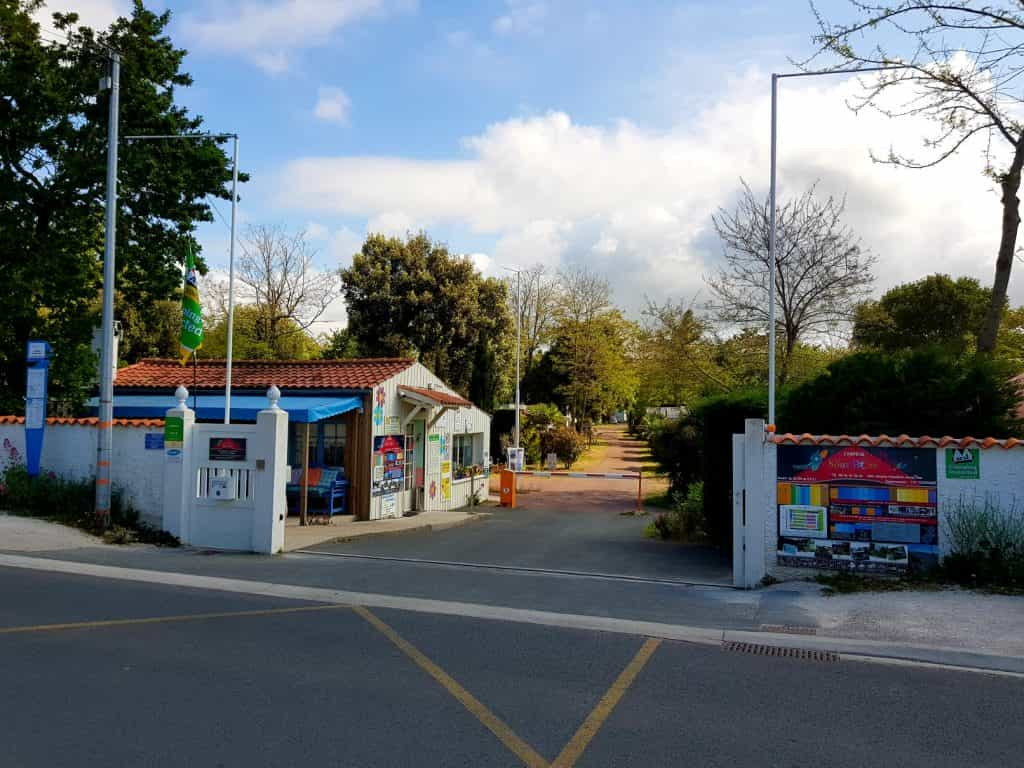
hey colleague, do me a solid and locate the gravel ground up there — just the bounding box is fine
[0,514,102,552]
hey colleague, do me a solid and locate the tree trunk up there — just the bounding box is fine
[977,139,1024,353]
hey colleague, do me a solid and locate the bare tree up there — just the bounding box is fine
[706,181,876,383]
[809,1,1024,352]
[507,264,561,382]
[557,265,613,324]
[237,225,337,355]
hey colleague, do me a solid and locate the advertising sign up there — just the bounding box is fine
[381,493,397,518]
[372,434,405,496]
[209,437,247,462]
[441,476,451,501]
[164,417,184,443]
[776,445,938,574]
[945,447,980,479]
[24,340,51,477]
[144,433,164,450]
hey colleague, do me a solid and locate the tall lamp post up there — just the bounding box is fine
[767,66,904,430]
[123,132,240,424]
[501,265,522,453]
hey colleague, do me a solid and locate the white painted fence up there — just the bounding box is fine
[163,387,288,553]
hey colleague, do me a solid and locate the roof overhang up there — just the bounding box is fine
[90,394,364,423]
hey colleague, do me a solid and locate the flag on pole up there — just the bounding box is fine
[180,247,203,365]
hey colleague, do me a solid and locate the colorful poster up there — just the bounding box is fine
[373,386,385,428]
[945,447,980,479]
[372,434,405,496]
[209,437,247,461]
[776,445,938,574]
[441,461,452,477]
[441,476,451,501]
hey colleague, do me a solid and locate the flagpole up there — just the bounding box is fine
[224,134,239,425]
[193,351,198,411]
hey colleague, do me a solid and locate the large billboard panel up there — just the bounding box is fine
[776,445,938,574]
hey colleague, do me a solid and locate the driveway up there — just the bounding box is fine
[308,426,731,585]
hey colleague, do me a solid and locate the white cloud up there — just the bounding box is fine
[276,70,1023,313]
[493,0,546,36]
[466,252,491,273]
[180,0,411,73]
[33,0,129,31]
[304,221,329,241]
[313,86,352,124]
[330,226,364,265]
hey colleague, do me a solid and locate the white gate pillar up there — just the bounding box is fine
[739,418,770,588]
[253,387,288,553]
[163,385,195,540]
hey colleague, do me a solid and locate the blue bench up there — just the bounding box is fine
[287,467,349,517]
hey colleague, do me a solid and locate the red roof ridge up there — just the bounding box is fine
[400,384,474,408]
[0,415,163,428]
[135,357,416,365]
[773,432,1024,450]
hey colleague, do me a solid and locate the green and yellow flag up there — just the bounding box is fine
[179,247,203,365]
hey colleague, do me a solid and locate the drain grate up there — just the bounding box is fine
[759,624,817,636]
[723,641,839,663]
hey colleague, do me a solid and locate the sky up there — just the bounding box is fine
[34,0,1024,333]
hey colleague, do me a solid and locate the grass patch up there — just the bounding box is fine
[814,572,943,596]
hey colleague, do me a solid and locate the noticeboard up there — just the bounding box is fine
[209,437,247,462]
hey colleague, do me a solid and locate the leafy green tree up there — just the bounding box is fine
[117,299,180,362]
[0,1,239,411]
[853,275,992,354]
[339,232,512,397]
[201,305,320,361]
[319,328,362,359]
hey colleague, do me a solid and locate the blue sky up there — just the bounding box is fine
[39,1,1024,330]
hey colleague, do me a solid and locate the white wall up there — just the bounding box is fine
[0,419,165,527]
[368,363,491,519]
[733,421,1024,586]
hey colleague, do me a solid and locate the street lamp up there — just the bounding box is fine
[124,132,240,425]
[501,265,522,453]
[767,66,905,429]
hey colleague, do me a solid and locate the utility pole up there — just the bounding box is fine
[94,51,120,525]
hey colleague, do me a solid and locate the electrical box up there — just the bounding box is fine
[210,476,236,501]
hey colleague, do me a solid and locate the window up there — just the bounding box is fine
[452,434,476,478]
[290,420,347,468]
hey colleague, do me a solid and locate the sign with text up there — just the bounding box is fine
[24,339,51,477]
[776,445,938,574]
[945,448,980,479]
[372,434,405,496]
[209,437,247,462]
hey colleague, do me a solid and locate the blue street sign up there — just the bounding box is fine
[25,340,52,477]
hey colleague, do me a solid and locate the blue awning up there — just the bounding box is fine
[94,394,363,423]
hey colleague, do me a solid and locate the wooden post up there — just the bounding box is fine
[636,469,642,514]
[300,422,310,527]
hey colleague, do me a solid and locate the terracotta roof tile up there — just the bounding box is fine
[115,358,415,391]
[400,385,473,408]
[772,433,1023,450]
[0,416,163,428]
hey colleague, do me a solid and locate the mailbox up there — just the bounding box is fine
[210,475,236,501]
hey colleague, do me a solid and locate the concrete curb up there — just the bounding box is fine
[0,553,1021,677]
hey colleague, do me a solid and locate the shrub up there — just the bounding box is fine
[691,389,768,548]
[0,464,178,545]
[779,348,1023,437]
[670,481,706,543]
[941,494,1024,588]
[647,416,702,492]
[539,426,585,469]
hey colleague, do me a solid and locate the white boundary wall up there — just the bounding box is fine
[733,419,1024,588]
[0,418,165,527]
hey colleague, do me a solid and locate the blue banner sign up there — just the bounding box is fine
[25,340,52,477]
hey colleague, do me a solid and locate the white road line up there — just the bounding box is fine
[1,554,1021,678]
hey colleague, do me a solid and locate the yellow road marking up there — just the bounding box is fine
[551,637,661,768]
[0,603,350,635]
[353,605,550,768]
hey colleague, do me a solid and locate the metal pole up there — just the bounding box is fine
[767,73,778,429]
[95,52,120,524]
[636,469,642,514]
[224,134,239,424]
[300,422,310,526]
[514,268,521,450]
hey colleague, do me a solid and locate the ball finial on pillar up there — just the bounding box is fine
[267,385,281,410]
[174,385,189,407]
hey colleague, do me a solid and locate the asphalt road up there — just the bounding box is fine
[304,504,733,585]
[2,565,1021,768]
